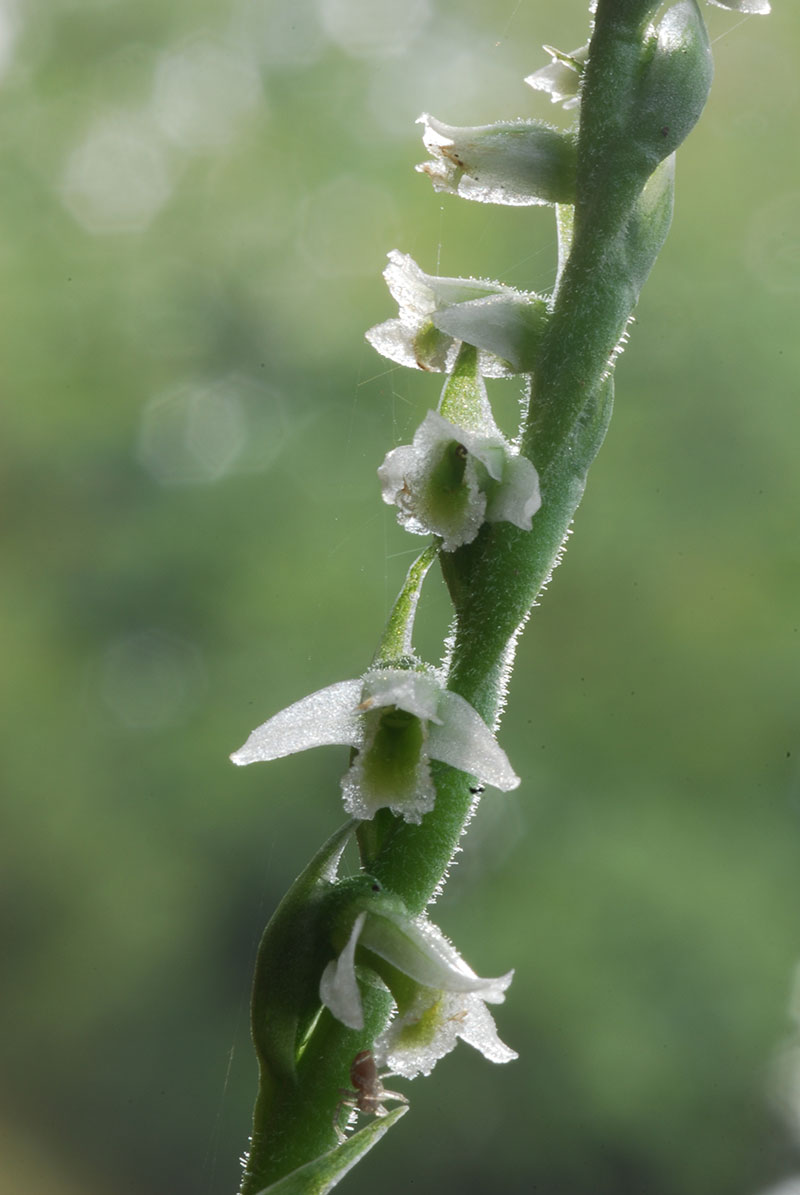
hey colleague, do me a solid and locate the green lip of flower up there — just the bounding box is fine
[230,665,519,824]
[319,904,517,1078]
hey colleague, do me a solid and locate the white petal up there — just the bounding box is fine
[484,453,542,530]
[428,690,520,791]
[365,317,426,371]
[452,990,519,1064]
[383,250,498,316]
[382,249,437,317]
[408,922,514,1003]
[230,679,362,765]
[464,437,507,482]
[378,443,418,508]
[707,0,769,11]
[360,910,508,996]
[319,912,366,1031]
[525,60,578,103]
[433,293,548,374]
[525,43,587,108]
[360,668,442,723]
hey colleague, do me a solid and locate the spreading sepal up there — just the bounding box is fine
[416,114,577,207]
[365,250,549,377]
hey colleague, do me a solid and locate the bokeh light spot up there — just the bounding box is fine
[137,380,247,486]
[745,192,800,294]
[232,0,325,68]
[61,112,173,234]
[0,0,21,81]
[755,1181,800,1195]
[317,0,430,59]
[299,174,398,277]
[152,37,262,152]
[99,629,205,730]
[137,375,296,486]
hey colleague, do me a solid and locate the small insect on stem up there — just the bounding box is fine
[333,1049,408,1143]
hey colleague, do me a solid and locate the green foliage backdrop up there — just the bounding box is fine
[2,2,799,1193]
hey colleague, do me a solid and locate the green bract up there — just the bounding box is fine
[630,1,714,167]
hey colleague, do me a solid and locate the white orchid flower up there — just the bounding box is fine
[319,907,517,1079]
[365,250,549,377]
[379,408,541,552]
[375,978,517,1079]
[416,113,577,207]
[525,43,588,109]
[231,665,519,825]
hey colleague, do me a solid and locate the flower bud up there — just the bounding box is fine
[631,1,713,167]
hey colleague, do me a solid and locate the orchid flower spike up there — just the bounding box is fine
[320,904,517,1078]
[365,250,549,377]
[231,664,519,824]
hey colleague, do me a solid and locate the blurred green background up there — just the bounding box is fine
[2,1,800,1193]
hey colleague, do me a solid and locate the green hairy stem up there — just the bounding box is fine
[234,1,756,1189]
